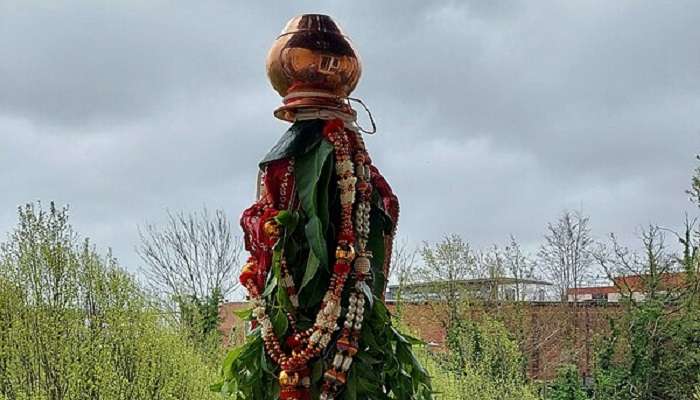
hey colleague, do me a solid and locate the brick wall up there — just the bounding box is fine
[219,300,619,380]
[391,301,622,380]
[219,301,249,346]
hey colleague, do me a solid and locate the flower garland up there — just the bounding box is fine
[319,121,373,400]
[238,118,375,400]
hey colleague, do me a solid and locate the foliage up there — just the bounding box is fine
[689,154,700,207]
[425,317,536,400]
[503,235,536,301]
[591,222,700,400]
[547,365,588,400]
[1,151,697,400]
[178,286,227,356]
[389,238,418,319]
[0,202,218,400]
[214,298,433,399]
[418,235,476,327]
[592,296,700,400]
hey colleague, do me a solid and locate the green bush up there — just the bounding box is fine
[547,365,588,400]
[592,298,700,400]
[0,203,218,400]
[426,317,537,400]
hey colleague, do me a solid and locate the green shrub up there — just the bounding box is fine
[592,298,700,400]
[425,317,537,400]
[547,365,588,400]
[591,221,700,400]
[0,203,218,400]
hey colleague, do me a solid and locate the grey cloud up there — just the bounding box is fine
[0,1,272,126]
[0,0,698,284]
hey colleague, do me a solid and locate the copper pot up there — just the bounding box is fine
[266,14,362,121]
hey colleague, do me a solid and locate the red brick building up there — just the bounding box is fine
[567,272,687,303]
[218,301,249,346]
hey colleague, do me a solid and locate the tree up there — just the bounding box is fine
[418,234,476,328]
[503,235,536,301]
[595,226,677,302]
[0,202,218,400]
[538,210,594,302]
[588,158,700,400]
[592,226,700,400]
[137,207,242,337]
[682,155,700,305]
[688,154,700,207]
[477,245,506,301]
[389,238,418,318]
[435,317,538,400]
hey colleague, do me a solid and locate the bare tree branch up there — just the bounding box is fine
[538,210,595,302]
[137,207,242,304]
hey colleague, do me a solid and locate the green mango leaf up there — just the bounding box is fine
[312,359,324,384]
[272,308,288,337]
[356,351,381,365]
[300,251,320,292]
[261,342,275,376]
[274,210,299,230]
[407,348,428,378]
[277,291,293,314]
[346,365,358,400]
[284,235,301,266]
[262,275,277,298]
[316,145,333,231]
[356,281,374,309]
[270,381,281,399]
[223,380,238,398]
[232,306,253,320]
[299,271,327,309]
[222,344,245,379]
[360,324,380,349]
[372,298,391,323]
[390,326,410,345]
[260,119,325,166]
[357,376,380,393]
[295,140,334,269]
[399,331,426,346]
[304,218,326,269]
[367,208,388,298]
[274,210,291,225]
[268,248,292,311]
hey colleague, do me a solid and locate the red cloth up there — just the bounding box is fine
[370,164,399,227]
[239,131,400,295]
[240,159,294,291]
[369,164,399,295]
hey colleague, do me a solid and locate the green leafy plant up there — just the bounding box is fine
[0,202,219,400]
[413,317,536,400]
[548,365,588,400]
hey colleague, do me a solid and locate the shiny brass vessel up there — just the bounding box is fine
[266,14,362,121]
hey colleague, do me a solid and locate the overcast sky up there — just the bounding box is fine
[1,1,698,287]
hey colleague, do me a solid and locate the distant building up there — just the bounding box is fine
[385,277,553,303]
[218,301,249,345]
[567,272,687,303]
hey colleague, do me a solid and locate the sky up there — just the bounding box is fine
[1,0,699,289]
